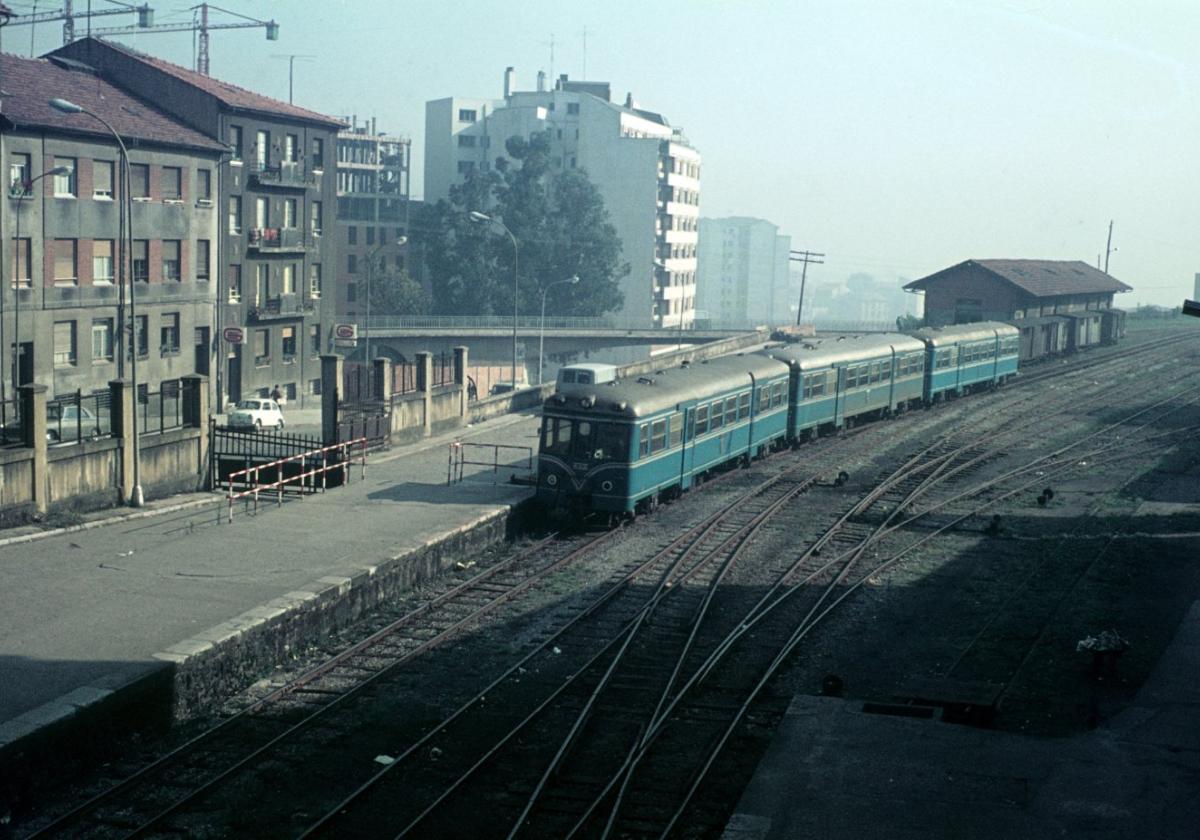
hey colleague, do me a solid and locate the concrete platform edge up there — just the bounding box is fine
[0,500,523,811]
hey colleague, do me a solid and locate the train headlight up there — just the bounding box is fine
[601,480,614,492]
[546,474,558,487]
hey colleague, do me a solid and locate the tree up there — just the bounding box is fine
[411,132,628,317]
[368,267,430,316]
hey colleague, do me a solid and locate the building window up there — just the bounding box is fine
[135,314,148,358]
[281,326,296,359]
[9,153,31,194]
[162,166,182,200]
[282,264,295,295]
[568,102,580,115]
[161,313,180,355]
[366,226,375,246]
[93,160,114,199]
[196,239,210,281]
[50,157,76,196]
[132,240,149,282]
[254,328,270,366]
[285,133,298,162]
[229,196,242,234]
[12,238,31,287]
[93,240,114,284]
[163,240,181,281]
[457,134,476,148]
[458,108,477,122]
[347,282,357,302]
[54,239,77,285]
[309,377,322,396]
[228,264,242,301]
[54,321,77,367]
[347,254,357,274]
[311,137,325,169]
[91,318,114,362]
[255,196,269,228]
[347,226,357,245]
[283,198,297,228]
[230,125,243,161]
[256,264,269,303]
[457,161,475,175]
[309,263,322,298]
[255,129,269,168]
[309,324,320,356]
[197,168,212,202]
[311,200,323,235]
[130,163,149,199]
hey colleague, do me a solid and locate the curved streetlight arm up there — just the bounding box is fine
[538,275,580,385]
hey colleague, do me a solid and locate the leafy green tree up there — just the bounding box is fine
[412,133,628,316]
[368,267,430,316]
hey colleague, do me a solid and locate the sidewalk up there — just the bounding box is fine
[0,409,541,745]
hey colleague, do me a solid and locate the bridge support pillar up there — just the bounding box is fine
[321,354,343,446]
[454,345,469,416]
[416,351,433,436]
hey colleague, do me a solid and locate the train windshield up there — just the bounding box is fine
[541,417,629,462]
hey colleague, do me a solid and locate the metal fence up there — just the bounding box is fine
[138,379,183,435]
[47,390,113,445]
[1,397,22,447]
[343,363,380,404]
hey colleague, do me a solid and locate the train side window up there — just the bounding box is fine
[801,375,811,399]
[696,404,709,435]
[710,401,724,430]
[881,361,892,380]
[738,392,750,418]
[724,397,738,425]
[639,423,650,457]
[542,417,572,456]
[758,386,769,410]
[686,411,695,440]
[869,363,880,384]
[771,381,784,406]
[651,419,667,452]
[668,412,683,448]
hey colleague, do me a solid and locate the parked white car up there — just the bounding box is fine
[227,399,285,430]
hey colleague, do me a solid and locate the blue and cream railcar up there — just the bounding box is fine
[536,355,791,515]
[763,333,927,438]
[912,321,1019,402]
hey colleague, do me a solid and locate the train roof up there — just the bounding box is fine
[544,353,789,419]
[909,321,1018,346]
[760,332,925,371]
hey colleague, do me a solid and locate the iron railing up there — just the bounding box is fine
[138,379,183,435]
[46,390,113,445]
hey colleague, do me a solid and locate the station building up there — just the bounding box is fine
[0,53,224,405]
[904,259,1132,358]
[51,37,345,410]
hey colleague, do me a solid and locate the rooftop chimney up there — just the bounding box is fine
[536,70,546,92]
[503,66,515,99]
[624,92,634,109]
[558,73,568,90]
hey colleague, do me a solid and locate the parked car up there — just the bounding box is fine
[46,404,105,443]
[227,399,285,430]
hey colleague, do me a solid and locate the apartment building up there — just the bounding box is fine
[52,37,344,409]
[335,117,412,320]
[0,53,224,403]
[425,69,700,329]
[696,217,792,327]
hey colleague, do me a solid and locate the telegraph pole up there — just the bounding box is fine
[789,249,825,327]
[272,54,315,103]
[1103,220,1115,274]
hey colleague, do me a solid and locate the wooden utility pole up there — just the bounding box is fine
[272,53,315,103]
[790,249,825,326]
[1103,220,1115,274]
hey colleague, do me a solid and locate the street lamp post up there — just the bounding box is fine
[363,235,407,365]
[539,275,579,385]
[7,166,70,410]
[49,97,143,507]
[468,210,520,389]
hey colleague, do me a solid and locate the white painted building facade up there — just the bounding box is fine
[424,71,700,328]
[696,217,792,327]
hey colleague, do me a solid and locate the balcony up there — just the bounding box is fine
[247,226,306,253]
[249,161,315,189]
[247,295,317,322]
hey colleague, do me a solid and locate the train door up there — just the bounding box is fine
[833,366,847,428]
[679,400,697,490]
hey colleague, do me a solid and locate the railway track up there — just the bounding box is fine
[21,328,1196,839]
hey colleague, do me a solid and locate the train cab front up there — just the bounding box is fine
[536,411,632,524]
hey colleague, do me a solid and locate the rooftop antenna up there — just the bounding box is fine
[579,25,588,78]
[541,32,555,80]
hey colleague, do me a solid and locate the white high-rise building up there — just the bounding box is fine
[425,69,700,328]
[696,217,792,327]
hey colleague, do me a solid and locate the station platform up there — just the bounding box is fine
[0,410,541,798]
[723,599,1200,840]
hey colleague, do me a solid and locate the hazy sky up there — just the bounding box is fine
[8,0,1197,304]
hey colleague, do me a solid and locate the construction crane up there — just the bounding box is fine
[89,2,278,76]
[2,1,153,45]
